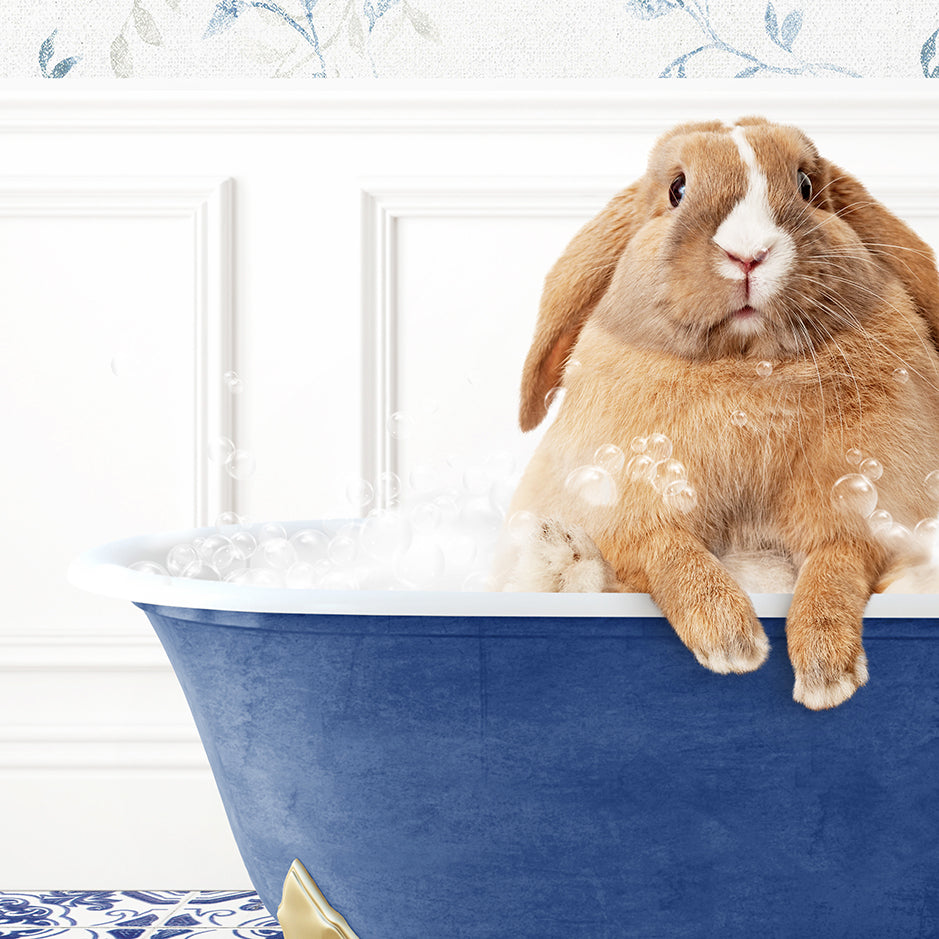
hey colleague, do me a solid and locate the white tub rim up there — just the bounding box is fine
[68,521,939,619]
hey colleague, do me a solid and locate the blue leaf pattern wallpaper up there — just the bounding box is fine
[2,0,939,78]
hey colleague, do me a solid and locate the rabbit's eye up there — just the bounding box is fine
[798,170,812,201]
[669,174,686,208]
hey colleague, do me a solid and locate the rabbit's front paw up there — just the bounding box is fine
[792,649,869,711]
[689,615,770,675]
[502,518,619,592]
[787,606,868,710]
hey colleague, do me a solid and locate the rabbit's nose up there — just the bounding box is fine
[724,247,770,273]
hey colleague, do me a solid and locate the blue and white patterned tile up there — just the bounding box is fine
[162,893,278,932]
[0,892,191,930]
[0,930,95,939]
[0,893,194,937]
[0,893,281,939]
[152,929,282,939]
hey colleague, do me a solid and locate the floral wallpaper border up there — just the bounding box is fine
[8,0,939,81]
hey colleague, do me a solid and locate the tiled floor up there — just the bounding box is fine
[0,892,281,939]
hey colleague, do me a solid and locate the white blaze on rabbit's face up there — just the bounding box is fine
[712,125,796,328]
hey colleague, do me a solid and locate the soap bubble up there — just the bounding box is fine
[130,561,168,576]
[564,465,617,506]
[914,518,939,545]
[630,436,648,454]
[361,510,412,559]
[731,410,748,427]
[230,530,258,560]
[258,522,287,543]
[317,568,362,591]
[196,534,231,563]
[488,475,519,514]
[663,480,699,513]
[224,370,245,394]
[358,565,398,591]
[463,464,494,495]
[462,570,494,591]
[212,543,246,579]
[845,448,863,466]
[394,537,445,588]
[651,459,686,493]
[565,358,582,375]
[484,451,516,478]
[289,528,329,563]
[433,492,461,525]
[228,450,256,480]
[409,463,443,493]
[893,367,910,384]
[594,444,626,475]
[409,500,441,533]
[166,543,200,577]
[647,434,672,461]
[506,509,541,542]
[627,453,655,482]
[181,562,219,580]
[309,559,334,585]
[879,523,914,555]
[208,436,236,464]
[868,509,893,536]
[259,537,297,570]
[461,497,504,543]
[831,474,877,518]
[245,568,284,587]
[214,511,243,528]
[442,532,477,570]
[345,478,374,510]
[859,458,883,482]
[925,470,939,501]
[756,360,773,377]
[285,562,317,589]
[387,411,413,440]
[327,534,357,566]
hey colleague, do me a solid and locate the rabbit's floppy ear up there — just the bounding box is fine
[819,160,939,351]
[519,182,645,432]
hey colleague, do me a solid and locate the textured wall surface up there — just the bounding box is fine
[5,0,939,80]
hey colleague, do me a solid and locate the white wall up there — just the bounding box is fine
[2,80,939,887]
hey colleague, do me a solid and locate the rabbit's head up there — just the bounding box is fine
[520,117,939,431]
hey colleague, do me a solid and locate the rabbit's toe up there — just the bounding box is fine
[793,650,868,710]
[501,517,618,592]
[692,626,770,675]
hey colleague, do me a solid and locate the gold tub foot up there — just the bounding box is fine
[277,858,361,939]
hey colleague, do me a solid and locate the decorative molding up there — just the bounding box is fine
[0,82,939,135]
[360,178,618,506]
[278,858,360,939]
[0,177,234,527]
[0,634,169,671]
[0,724,205,772]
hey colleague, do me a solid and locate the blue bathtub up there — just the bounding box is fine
[71,523,939,938]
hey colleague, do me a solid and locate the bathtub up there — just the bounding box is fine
[70,522,939,939]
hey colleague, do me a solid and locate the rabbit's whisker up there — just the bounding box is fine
[798,267,939,387]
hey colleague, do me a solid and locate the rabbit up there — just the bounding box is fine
[501,117,939,710]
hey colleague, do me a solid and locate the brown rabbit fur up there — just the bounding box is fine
[507,117,939,710]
